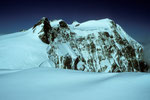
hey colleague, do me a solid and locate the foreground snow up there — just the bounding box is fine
[0,67,150,100]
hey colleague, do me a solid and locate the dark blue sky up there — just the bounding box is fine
[0,0,150,42]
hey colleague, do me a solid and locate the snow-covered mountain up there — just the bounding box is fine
[0,17,150,100]
[0,17,148,72]
[32,17,148,72]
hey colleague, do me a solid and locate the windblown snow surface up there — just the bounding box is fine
[0,19,150,100]
[0,68,150,100]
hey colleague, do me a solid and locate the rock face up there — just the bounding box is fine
[33,17,52,44]
[33,17,148,72]
[59,21,68,28]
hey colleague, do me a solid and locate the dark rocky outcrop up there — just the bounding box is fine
[59,21,68,28]
[139,61,149,72]
[33,17,52,44]
[74,56,80,70]
[40,18,52,44]
[75,24,80,27]
[64,54,72,69]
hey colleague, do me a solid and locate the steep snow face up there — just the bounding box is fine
[33,18,148,72]
[0,26,49,69]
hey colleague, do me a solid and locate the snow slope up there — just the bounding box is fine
[0,28,48,69]
[0,67,150,100]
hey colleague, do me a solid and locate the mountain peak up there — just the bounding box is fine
[31,18,148,72]
[33,17,49,29]
[33,17,51,44]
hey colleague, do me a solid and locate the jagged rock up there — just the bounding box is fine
[39,34,49,44]
[64,54,72,69]
[33,17,52,44]
[33,18,149,72]
[74,57,79,70]
[139,60,149,72]
[43,18,52,34]
[33,21,42,29]
[33,17,46,29]
[59,21,68,28]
